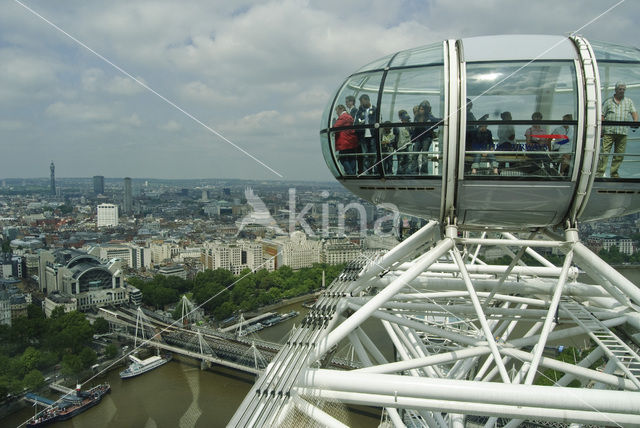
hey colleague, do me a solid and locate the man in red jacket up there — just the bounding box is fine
[334,104,359,175]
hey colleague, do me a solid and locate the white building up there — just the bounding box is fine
[262,232,322,270]
[97,203,119,227]
[43,292,77,317]
[588,233,635,256]
[150,241,180,265]
[87,244,151,270]
[157,265,187,279]
[0,293,11,326]
[38,249,127,312]
[202,240,266,274]
[323,238,362,265]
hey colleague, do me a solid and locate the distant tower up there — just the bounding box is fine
[123,177,132,215]
[49,162,55,195]
[93,175,105,195]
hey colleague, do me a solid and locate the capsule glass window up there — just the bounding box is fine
[465,61,578,123]
[596,61,640,179]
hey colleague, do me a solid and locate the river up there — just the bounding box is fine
[4,267,640,427]
[3,302,379,428]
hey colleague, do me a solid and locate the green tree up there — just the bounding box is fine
[21,347,41,372]
[213,301,235,321]
[79,347,97,368]
[1,239,11,254]
[57,205,73,215]
[46,311,94,353]
[27,304,45,320]
[104,344,118,359]
[93,317,109,334]
[23,369,44,390]
[61,354,83,377]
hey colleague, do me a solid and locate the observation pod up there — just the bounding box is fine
[320,35,640,227]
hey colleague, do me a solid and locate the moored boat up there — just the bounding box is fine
[120,353,171,379]
[26,383,110,427]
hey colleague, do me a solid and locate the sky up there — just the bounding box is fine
[1,0,638,182]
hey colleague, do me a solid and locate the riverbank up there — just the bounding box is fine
[244,290,322,318]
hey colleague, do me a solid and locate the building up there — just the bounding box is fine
[87,243,151,270]
[38,248,127,312]
[123,177,132,215]
[127,285,142,307]
[1,253,24,279]
[262,232,322,270]
[157,264,187,279]
[150,241,180,265]
[0,292,11,326]
[586,233,634,255]
[93,175,105,195]
[322,238,362,265]
[43,292,77,317]
[50,161,55,196]
[201,240,266,274]
[97,203,118,227]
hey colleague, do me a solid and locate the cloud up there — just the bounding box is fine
[0,120,26,131]
[45,102,113,122]
[160,120,182,131]
[122,113,142,127]
[1,0,639,181]
[179,80,239,106]
[106,75,146,95]
[82,68,144,95]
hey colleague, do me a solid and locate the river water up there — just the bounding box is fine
[4,267,640,427]
[4,302,379,428]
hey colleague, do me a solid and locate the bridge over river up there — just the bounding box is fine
[99,305,358,376]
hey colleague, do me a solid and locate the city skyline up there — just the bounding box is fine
[1,1,639,182]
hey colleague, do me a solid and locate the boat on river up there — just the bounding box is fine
[120,353,171,379]
[26,383,110,427]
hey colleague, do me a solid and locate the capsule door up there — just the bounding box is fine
[454,41,582,227]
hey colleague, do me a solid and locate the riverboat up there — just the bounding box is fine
[26,383,110,427]
[120,353,171,379]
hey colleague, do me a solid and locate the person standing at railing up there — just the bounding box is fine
[333,104,359,175]
[468,124,499,175]
[597,82,638,178]
[551,114,574,176]
[354,94,378,175]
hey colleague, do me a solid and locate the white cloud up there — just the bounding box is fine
[106,75,145,95]
[45,102,113,122]
[81,68,104,92]
[160,120,182,131]
[179,81,239,106]
[122,113,142,127]
[1,0,639,180]
[0,120,26,131]
[82,68,144,95]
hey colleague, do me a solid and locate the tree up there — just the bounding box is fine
[27,304,45,320]
[61,354,83,377]
[79,347,97,368]
[1,239,11,254]
[104,344,118,359]
[23,369,44,390]
[93,317,109,334]
[213,301,235,321]
[20,347,41,372]
[46,311,94,353]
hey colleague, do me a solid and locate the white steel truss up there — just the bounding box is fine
[230,222,640,427]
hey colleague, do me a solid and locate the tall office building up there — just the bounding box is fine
[93,175,105,195]
[123,177,132,215]
[97,203,118,227]
[49,162,55,195]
